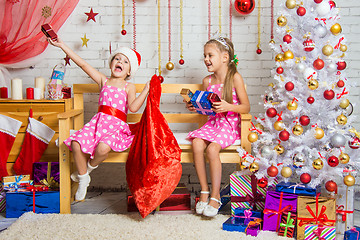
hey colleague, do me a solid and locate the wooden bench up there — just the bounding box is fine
[57,83,252,214]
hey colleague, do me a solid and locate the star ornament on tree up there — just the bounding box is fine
[85,8,98,22]
[81,34,89,47]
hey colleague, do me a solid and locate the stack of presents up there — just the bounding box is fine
[222,171,358,239]
[1,162,60,218]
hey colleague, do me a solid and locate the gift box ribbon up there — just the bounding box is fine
[336,205,353,222]
[4,175,31,191]
[286,183,306,194]
[263,191,293,231]
[26,185,49,213]
[298,194,336,227]
[235,209,257,225]
[350,227,360,240]
[38,162,59,189]
[245,218,262,234]
[313,225,326,240]
[230,175,265,211]
[280,211,295,237]
[194,91,213,114]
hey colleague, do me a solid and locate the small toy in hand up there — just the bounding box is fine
[41,24,58,41]
[181,88,221,116]
[180,88,194,102]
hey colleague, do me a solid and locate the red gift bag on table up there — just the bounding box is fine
[126,74,182,218]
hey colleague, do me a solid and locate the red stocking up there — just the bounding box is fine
[0,115,22,178]
[13,117,55,176]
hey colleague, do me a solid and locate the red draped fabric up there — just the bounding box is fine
[126,75,182,218]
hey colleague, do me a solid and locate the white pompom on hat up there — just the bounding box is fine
[108,47,141,79]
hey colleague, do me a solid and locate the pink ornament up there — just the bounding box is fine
[303,38,315,52]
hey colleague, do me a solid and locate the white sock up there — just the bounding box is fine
[75,172,91,201]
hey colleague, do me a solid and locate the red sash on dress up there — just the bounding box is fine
[98,105,127,122]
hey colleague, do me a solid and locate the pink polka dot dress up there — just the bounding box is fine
[64,82,134,158]
[187,77,241,149]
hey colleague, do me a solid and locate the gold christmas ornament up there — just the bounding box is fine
[284,50,294,60]
[286,0,297,9]
[344,174,355,186]
[292,124,304,136]
[330,23,342,35]
[240,158,248,170]
[322,44,334,56]
[339,99,350,109]
[281,167,292,178]
[249,162,260,173]
[340,44,347,52]
[337,114,347,125]
[255,123,265,131]
[166,62,174,70]
[248,132,259,143]
[308,79,319,90]
[277,16,287,27]
[314,127,325,139]
[269,39,275,44]
[274,121,284,131]
[312,158,324,170]
[275,53,284,62]
[274,144,285,155]
[339,153,350,164]
[287,101,298,111]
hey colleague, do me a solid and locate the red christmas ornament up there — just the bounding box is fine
[324,89,335,100]
[313,58,324,70]
[303,38,315,52]
[327,156,339,167]
[307,96,315,104]
[337,80,345,88]
[158,75,164,83]
[314,0,323,3]
[121,30,127,35]
[234,0,255,15]
[299,115,310,126]
[300,173,311,184]
[276,67,284,74]
[329,1,336,9]
[285,82,294,91]
[297,7,306,16]
[325,180,337,192]
[256,48,262,54]
[279,130,290,141]
[179,59,185,65]
[266,107,277,118]
[257,177,268,188]
[267,166,278,177]
[283,34,292,44]
[349,137,360,149]
[337,61,347,70]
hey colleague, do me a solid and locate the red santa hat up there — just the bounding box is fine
[108,47,141,79]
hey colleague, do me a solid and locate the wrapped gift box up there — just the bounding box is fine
[276,181,321,196]
[278,211,297,238]
[344,227,360,240]
[0,184,5,213]
[3,175,32,191]
[223,217,261,236]
[222,217,247,232]
[335,186,354,235]
[180,88,194,102]
[263,190,298,232]
[6,191,60,218]
[230,172,278,215]
[234,207,262,224]
[297,195,336,240]
[190,90,216,116]
[33,162,59,189]
[304,224,336,240]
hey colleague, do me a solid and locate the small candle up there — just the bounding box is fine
[35,77,46,99]
[26,87,34,99]
[34,88,41,100]
[0,87,8,98]
[11,78,23,100]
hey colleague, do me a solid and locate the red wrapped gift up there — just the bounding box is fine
[278,211,296,238]
[207,92,221,103]
[41,24,57,41]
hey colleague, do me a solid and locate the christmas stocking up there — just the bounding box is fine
[0,115,22,178]
[13,117,55,176]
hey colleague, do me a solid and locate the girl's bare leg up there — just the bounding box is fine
[206,142,222,208]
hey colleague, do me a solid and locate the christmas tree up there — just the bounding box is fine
[238,0,358,191]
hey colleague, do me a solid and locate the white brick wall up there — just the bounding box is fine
[5,0,360,192]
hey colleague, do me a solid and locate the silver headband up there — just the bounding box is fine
[214,37,229,50]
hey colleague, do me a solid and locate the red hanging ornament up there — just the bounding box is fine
[266,107,277,118]
[349,136,360,149]
[297,6,306,16]
[314,0,323,3]
[324,89,335,100]
[337,80,345,88]
[329,1,336,9]
[267,165,278,177]
[121,30,127,35]
[283,34,292,44]
[257,177,268,188]
[256,48,262,54]
[158,75,164,83]
[179,59,185,65]
[276,67,284,74]
[325,180,337,192]
[300,173,311,184]
[285,82,294,91]
[234,0,255,15]
[313,58,325,70]
[279,130,290,141]
[307,96,315,104]
[303,38,315,52]
[337,61,347,70]
[299,115,310,126]
[327,156,339,167]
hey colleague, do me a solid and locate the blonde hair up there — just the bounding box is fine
[205,37,237,104]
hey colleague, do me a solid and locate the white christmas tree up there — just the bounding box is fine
[238,0,359,192]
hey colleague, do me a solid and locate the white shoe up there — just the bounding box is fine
[195,191,210,215]
[75,172,91,202]
[71,162,98,182]
[203,197,222,217]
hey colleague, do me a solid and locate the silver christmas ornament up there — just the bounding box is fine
[260,146,273,157]
[293,153,306,168]
[327,63,337,73]
[330,133,346,148]
[314,24,327,38]
[296,63,306,72]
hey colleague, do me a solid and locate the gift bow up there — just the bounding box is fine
[40,176,59,189]
[26,185,49,213]
[245,218,262,234]
[236,209,256,225]
[313,225,326,240]
[263,192,293,231]
[280,212,295,237]
[336,205,354,222]
[287,183,306,194]
[350,227,360,240]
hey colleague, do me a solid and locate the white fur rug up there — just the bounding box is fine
[0,212,293,240]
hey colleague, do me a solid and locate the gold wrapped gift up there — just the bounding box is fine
[180,88,194,102]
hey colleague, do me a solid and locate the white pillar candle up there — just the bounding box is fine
[11,78,23,100]
[35,77,46,99]
[34,88,41,100]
